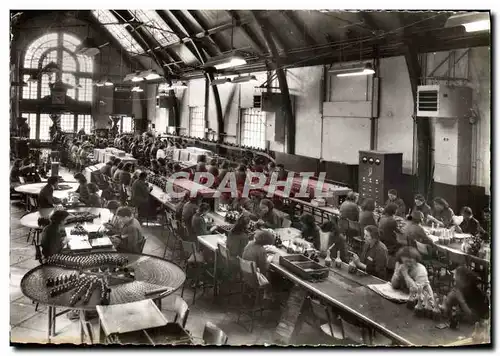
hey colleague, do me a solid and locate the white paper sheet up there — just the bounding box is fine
[367,282,410,303]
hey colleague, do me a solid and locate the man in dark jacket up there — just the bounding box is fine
[38,176,61,208]
[385,189,406,218]
[378,203,403,255]
[340,192,359,222]
[131,172,152,218]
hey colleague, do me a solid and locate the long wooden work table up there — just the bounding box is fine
[197,232,474,346]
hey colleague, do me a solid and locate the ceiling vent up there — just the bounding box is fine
[417,85,473,118]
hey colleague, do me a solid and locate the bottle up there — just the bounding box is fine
[449,306,459,329]
[433,295,442,321]
[414,292,424,317]
[324,250,332,267]
[334,251,342,269]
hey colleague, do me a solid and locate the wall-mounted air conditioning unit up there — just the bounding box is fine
[417,85,472,118]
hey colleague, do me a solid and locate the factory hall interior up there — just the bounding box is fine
[9,9,491,347]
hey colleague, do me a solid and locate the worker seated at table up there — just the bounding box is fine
[227,214,251,259]
[157,158,167,176]
[391,247,430,293]
[10,159,23,184]
[175,192,190,221]
[86,183,102,208]
[110,158,122,177]
[242,230,276,299]
[103,200,121,234]
[405,211,435,247]
[443,266,489,323]
[120,163,133,187]
[378,203,404,256]
[38,176,62,208]
[255,199,281,229]
[351,226,388,280]
[266,161,276,175]
[74,173,90,204]
[131,171,153,219]
[385,189,406,218]
[40,210,70,259]
[150,159,160,174]
[359,198,377,232]
[207,158,219,177]
[428,197,455,228]
[340,192,360,222]
[240,191,264,217]
[190,203,218,241]
[456,206,485,236]
[411,194,432,221]
[112,162,124,182]
[100,161,113,178]
[110,207,145,254]
[320,218,349,262]
[182,195,201,235]
[196,155,207,173]
[300,213,320,247]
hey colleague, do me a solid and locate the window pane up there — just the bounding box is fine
[241,108,266,149]
[22,75,37,99]
[62,73,76,99]
[42,50,58,69]
[21,113,37,139]
[78,78,93,102]
[62,33,81,52]
[121,116,134,133]
[131,10,179,47]
[77,54,93,73]
[40,74,52,98]
[39,114,52,141]
[91,10,144,54]
[23,33,59,69]
[62,51,77,72]
[77,114,93,134]
[189,107,205,138]
[60,114,75,133]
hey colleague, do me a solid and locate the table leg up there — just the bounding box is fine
[98,318,106,344]
[51,307,56,336]
[47,306,53,342]
[213,251,218,297]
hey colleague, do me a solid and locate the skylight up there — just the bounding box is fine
[131,10,179,47]
[91,10,144,54]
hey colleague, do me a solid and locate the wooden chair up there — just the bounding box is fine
[172,296,190,329]
[163,217,183,263]
[216,243,241,300]
[202,322,228,345]
[346,220,363,254]
[236,257,269,333]
[19,176,26,184]
[180,240,207,305]
[28,196,38,212]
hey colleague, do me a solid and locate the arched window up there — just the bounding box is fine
[22,32,94,102]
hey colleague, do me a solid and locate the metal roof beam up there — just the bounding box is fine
[187,10,228,54]
[157,10,204,64]
[281,10,318,48]
[227,10,267,54]
[79,11,145,71]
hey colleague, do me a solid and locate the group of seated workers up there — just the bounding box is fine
[40,202,144,260]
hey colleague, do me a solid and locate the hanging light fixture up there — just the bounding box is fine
[168,81,188,89]
[232,75,257,84]
[330,63,375,77]
[204,54,246,70]
[124,71,144,82]
[75,37,101,57]
[140,69,162,81]
[210,77,232,86]
[103,78,114,86]
[445,12,490,32]
[131,85,143,92]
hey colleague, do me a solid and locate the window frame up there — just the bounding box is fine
[239,108,267,149]
[189,106,206,139]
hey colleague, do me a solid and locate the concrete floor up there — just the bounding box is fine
[9,168,335,346]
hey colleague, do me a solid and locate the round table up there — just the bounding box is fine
[20,207,112,230]
[20,252,185,342]
[15,182,79,200]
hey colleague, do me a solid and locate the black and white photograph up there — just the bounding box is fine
[7,7,492,348]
